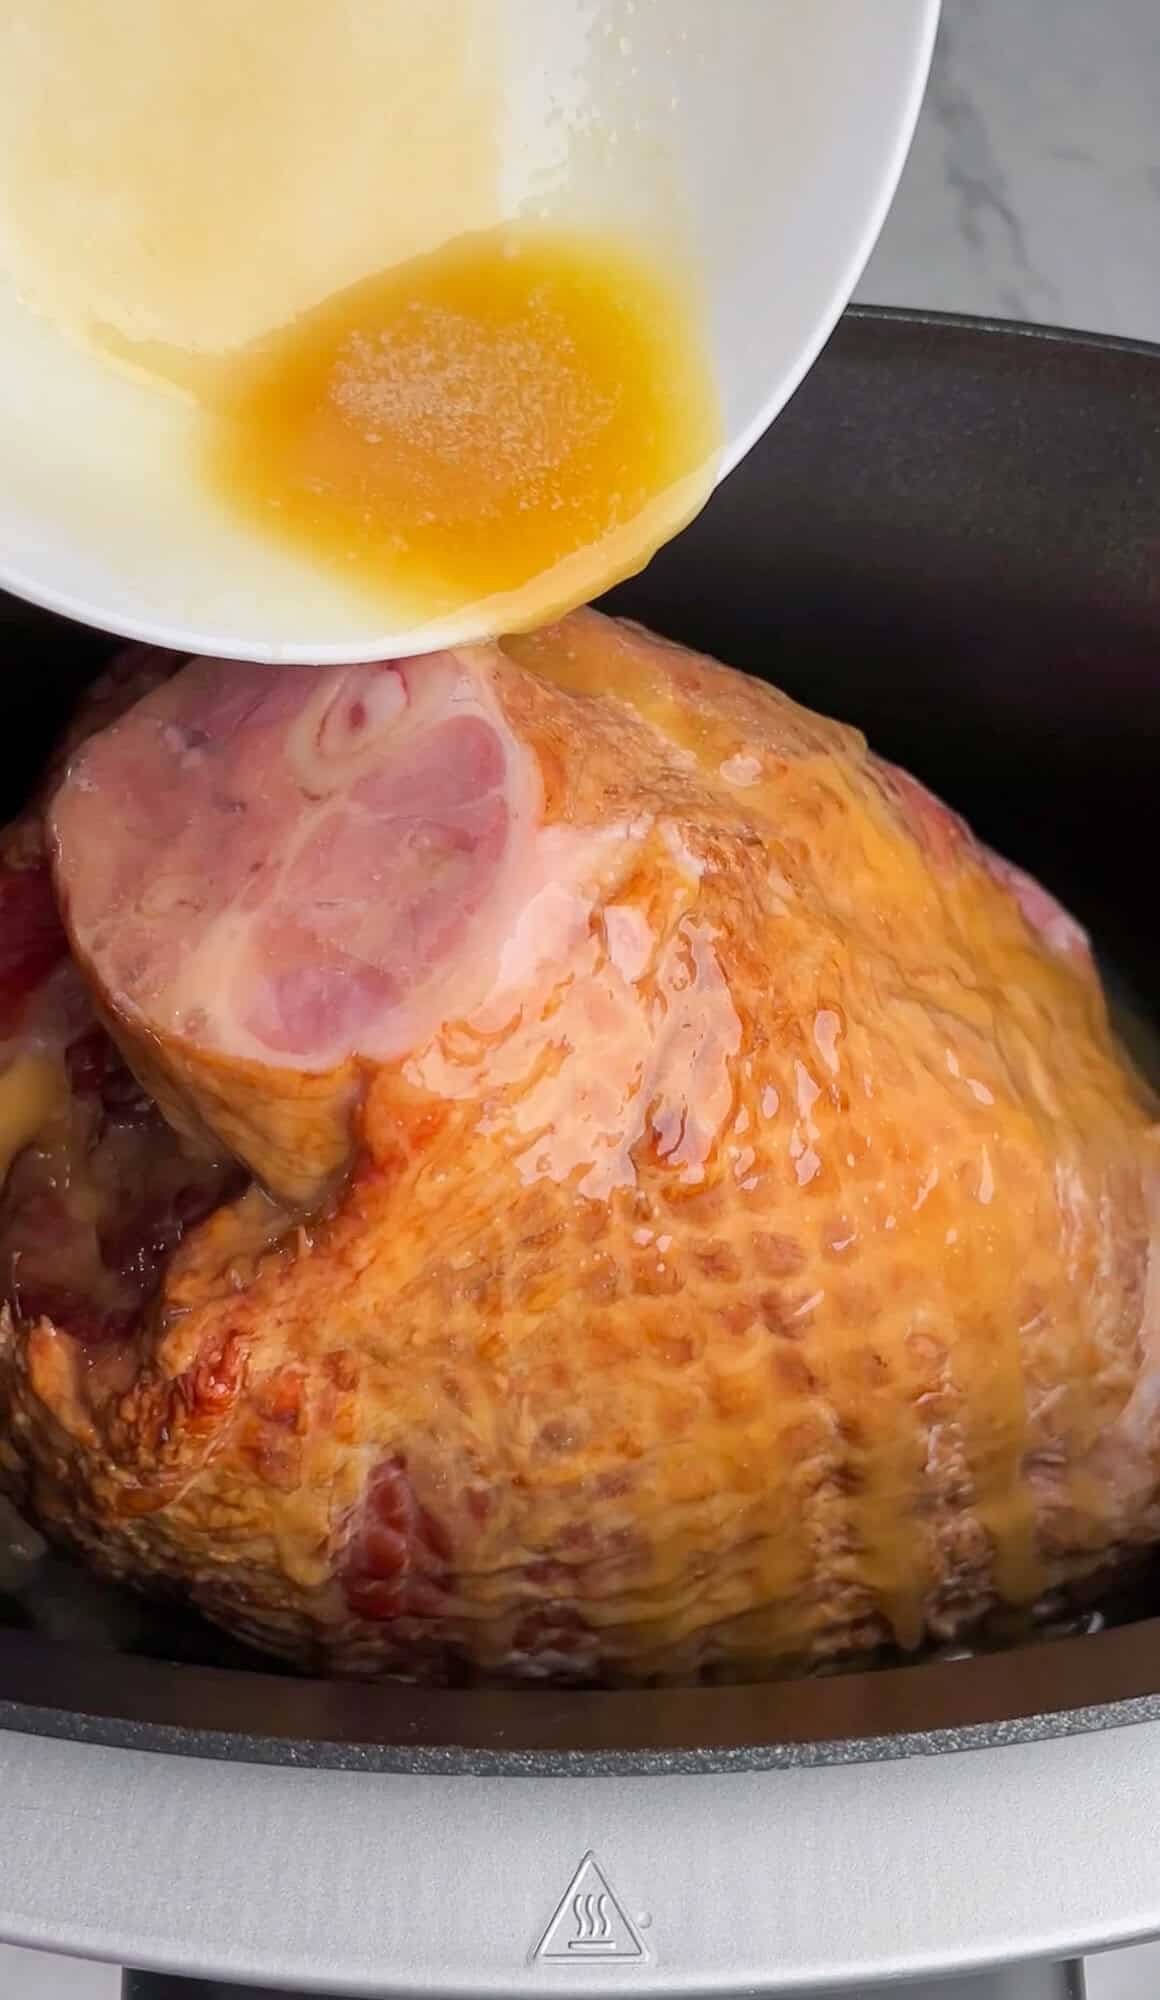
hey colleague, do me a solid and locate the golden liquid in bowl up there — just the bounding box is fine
[2,4,719,630]
[196,223,720,626]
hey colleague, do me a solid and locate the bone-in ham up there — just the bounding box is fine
[0,610,1155,1684]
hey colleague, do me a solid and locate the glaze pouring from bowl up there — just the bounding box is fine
[0,0,939,660]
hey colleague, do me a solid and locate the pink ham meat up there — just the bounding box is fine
[51,651,534,1203]
[0,649,241,1358]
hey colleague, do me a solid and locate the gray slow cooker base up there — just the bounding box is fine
[5,1722,1158,1997]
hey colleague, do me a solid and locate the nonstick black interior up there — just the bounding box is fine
[0,305,1157,1770]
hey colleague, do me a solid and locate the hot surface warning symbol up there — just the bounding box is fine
[534,1852,646,1963]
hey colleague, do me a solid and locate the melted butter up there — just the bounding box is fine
[505,611,727,762]
[490,614,1143,1653]
[0,1054,65,1184]
[408,826,741,1204]
[106,223,720,629]
[421,660,1091,1645]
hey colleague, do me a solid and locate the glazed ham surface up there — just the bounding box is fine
[0,609,1156,1683]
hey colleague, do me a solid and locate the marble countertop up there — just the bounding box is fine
[2,3,1159,1996]
[859,0,1160,343]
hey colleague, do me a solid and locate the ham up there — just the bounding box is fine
[50,650,542,1202]
[0,651,242,1368]
[0,610,1156,1685]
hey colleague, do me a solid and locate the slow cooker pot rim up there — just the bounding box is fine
[6,1613,1160,1776]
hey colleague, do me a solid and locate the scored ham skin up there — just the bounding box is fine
[0,610,1156,1684]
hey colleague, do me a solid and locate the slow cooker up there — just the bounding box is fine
[1,307,1157,1999]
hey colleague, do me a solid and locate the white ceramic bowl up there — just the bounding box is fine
[0,0,938,663]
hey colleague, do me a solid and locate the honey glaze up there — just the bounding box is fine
[191,223,719,628]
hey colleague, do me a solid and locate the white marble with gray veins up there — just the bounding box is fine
[1,4,1159,1997]
[858,0,1160,343]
